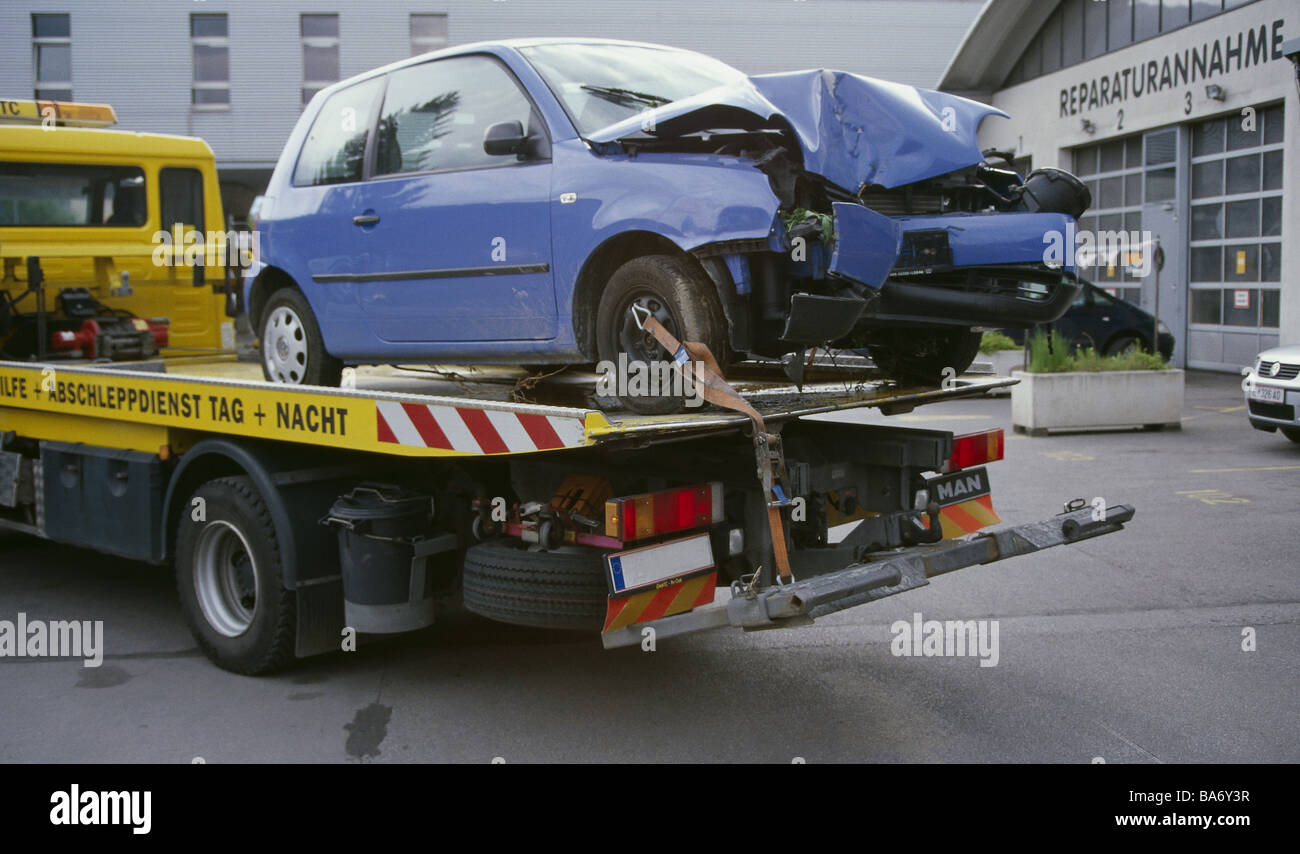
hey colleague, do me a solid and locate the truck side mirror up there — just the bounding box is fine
[483,121,527,157]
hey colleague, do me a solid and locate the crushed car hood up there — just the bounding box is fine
[586,69,1007,193]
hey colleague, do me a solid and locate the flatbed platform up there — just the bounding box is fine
[0,352,1014,458]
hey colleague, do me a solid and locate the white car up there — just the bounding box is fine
[1245,344,1300,443]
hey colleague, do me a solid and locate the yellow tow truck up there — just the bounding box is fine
[1,98,234,362]
[0,102,1134,676]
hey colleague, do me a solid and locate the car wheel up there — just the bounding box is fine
[865,328,983,386]
[1105,333,1145,356]
[1281,427,1300,444]
[595,254,727,414]
[260,288,343,387]
[174,477,297,675]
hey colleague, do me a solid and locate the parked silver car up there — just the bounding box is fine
[1244,344,1300,443]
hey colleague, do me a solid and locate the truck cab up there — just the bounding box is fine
[0,98,234,362]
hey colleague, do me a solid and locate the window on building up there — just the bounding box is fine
[191,13,230,107]
[32,13,72,101]
[1161,0,1191,33]
[410,13,448,56]
[302,14,340,107]
[1189,104,1283,331]
[1070,131,1150,303]
[1003,0,1240,86]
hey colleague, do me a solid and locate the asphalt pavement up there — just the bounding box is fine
[0,370,1296,763]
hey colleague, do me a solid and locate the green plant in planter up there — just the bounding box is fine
[1025,328,1169,373]
[978,331,1020,354]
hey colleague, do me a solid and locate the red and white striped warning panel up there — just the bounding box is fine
[375,400,588,455]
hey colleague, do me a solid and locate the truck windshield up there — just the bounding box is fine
[0,162,146,227]
[519,43,746,136]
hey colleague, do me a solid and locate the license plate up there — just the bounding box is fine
[605,532,715,597]
[1250,385,1285,403]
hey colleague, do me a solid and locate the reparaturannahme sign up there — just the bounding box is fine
[1059,17,1288,117]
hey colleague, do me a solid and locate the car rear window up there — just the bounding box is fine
[0,162,147,227]
[292,76,386,187]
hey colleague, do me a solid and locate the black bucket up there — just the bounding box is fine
[326,484,438,634]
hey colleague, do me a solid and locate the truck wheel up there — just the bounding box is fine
[595,255,727,414]
[462,539,607,631]
[866,328,983,386]
[1281,427,1300,444]
[260,288,342,387]
[175,476,297,675]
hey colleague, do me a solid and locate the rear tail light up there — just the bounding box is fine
[605,481,724,543]
[944,429,1004,473]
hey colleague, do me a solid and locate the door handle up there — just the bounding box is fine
[352,214,380,226]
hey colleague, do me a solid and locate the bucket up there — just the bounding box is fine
[326,484,438,634]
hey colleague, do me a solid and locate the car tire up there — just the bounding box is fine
[174,477,297,675]
[1104,333,1146,356]
[1281,427,1300,444]
[595,255,727,415]
[865,328,983,386]
[260,288,343,387]
[461,539,608,632]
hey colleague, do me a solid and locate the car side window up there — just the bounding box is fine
[292,76,386,187]
[374,55,541,176]
[1071,287,1092,309]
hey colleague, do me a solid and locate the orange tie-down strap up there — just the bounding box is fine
[633,308,794,582]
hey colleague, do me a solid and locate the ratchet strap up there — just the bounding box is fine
[632,307,794,582]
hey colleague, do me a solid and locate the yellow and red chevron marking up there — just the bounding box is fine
[930,494,1000,538]
[602,571,717,633]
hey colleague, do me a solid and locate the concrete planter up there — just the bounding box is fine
[1011,369,1184,435]
[986,348,1025,377]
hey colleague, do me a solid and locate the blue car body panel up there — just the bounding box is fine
[895,211,1078,272]
[586,69,1006,193]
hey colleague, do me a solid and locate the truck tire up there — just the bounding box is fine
[260,288,343,387]
[866,327,983,386]
[462,539,607,631]
[174,476,297,675]
[595,254,727,414]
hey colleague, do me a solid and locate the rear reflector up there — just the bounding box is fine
[944,429,1004,472]
[605,481,723,543]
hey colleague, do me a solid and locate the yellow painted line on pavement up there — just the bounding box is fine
[1189,465,1300,473]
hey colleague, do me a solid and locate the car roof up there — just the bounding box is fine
[319,38,706,93]
[0,125,214,159]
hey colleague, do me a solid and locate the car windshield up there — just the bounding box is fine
[519,43,746,136]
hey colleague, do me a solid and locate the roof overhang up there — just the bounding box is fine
[938,0,1061,95]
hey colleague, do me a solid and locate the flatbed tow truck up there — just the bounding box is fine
[0,347,1135,674]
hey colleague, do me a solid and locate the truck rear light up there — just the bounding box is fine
[944,429,1004,472]
[605,481,724,542]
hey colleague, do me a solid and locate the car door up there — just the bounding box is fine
[348,54,556,343]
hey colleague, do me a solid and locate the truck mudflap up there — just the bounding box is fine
[600,502,1135,649]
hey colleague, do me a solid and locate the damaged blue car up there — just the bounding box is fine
[245,38,1089,412]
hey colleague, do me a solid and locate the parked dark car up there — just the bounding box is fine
[1004,280,1174,359]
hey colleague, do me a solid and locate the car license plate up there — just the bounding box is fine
[1250,385,1285,403]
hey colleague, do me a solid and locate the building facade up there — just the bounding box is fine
[2,0,983,221]
[942,0,1297,371]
